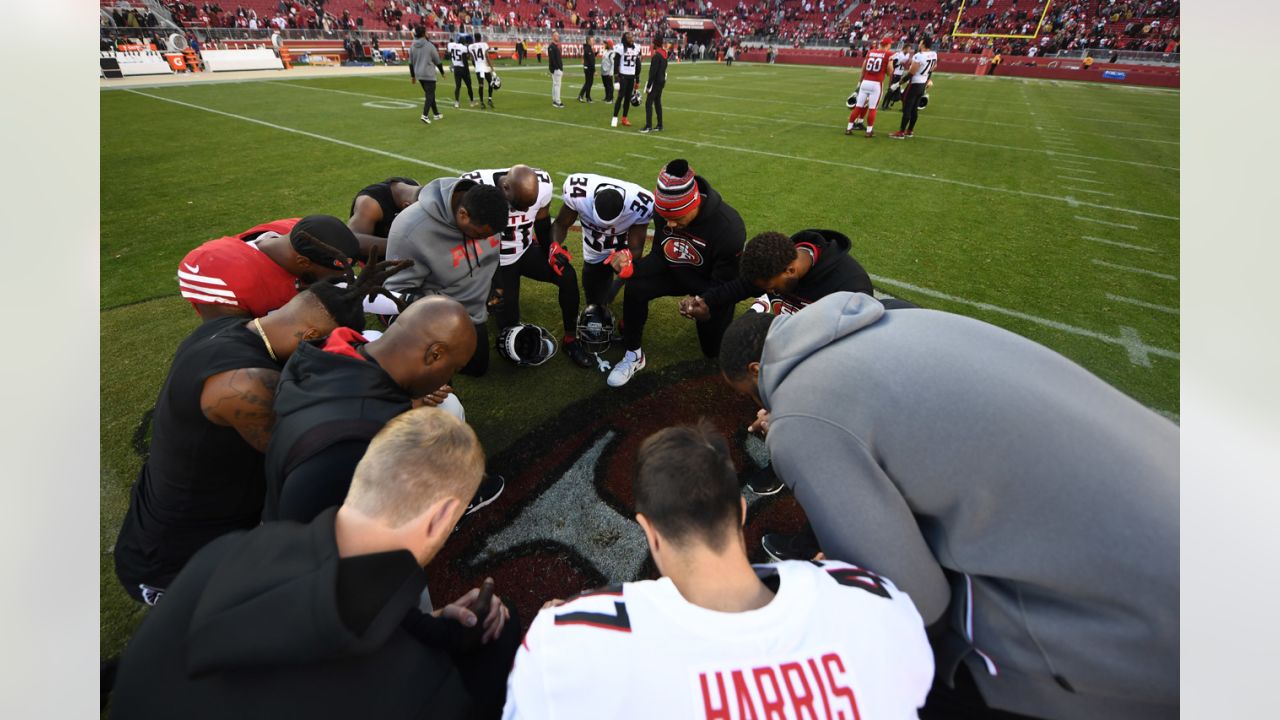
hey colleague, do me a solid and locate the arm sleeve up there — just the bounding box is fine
[277,440,370,523]
[768,416,952,625]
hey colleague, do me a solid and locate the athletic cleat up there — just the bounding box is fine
[640,126,652,133]
[488,99,495,108]
[453,100,460,108]
[905,130,914,137]
[654,126,663,132]
[620,117,631,127]
[553,101,565,108]
[865,131,874,138]
[844,128,853,135]
[464,474,505,516]
[606,350,645,387]
[890,131,908,139]
[578,97,585,102]
[564,339,593,368]
[420,115,431,124]
[611,117,618,127]
[762,533,822,562]
[469,100,477,107]
[434,113,443,120]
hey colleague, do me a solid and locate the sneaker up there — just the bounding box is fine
[620,117,631,127]
[655,126,663,132]
[745,470,785,496]
[587,98,594,103]
[420,115,431,124]
[640,126,652,133]
[553,102,565,108]
[563,338,593,368]
[434,113,443,120]
[890,130,908,139]
[464,474,505,517]
[578,97,585,102]
[488,99,495,108]
[469,100,477,107]
[610,117,618,127]
[761,533,822,562]
[905,130,914,137]
[606,349,645,387]
[453,100,460,108]
[844,127,853,135]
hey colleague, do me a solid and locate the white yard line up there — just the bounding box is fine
[1076,216,1138,229]
[1058,175,1105,184]
[1081,235,1154,252]
[1092,259,1177,280]
[595,161,626,169]
[1057,167,1097,174]
[1070,187,1113,196]
[626,152,656,159]
[1106,293,1179,314]
[872,276,1178,366]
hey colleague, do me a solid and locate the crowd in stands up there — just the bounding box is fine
[104,0,1178,58]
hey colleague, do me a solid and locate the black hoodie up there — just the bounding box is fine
[699,228,873,311]
[109,507,475,720]
[262,330,411,523]
[651,175,745,292]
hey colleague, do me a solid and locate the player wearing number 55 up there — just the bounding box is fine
[502,422,934,719]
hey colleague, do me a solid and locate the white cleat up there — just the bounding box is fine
[420,115,431,124]
[607,350,645,387]
[610,116,618,128]
[434,113,443,120]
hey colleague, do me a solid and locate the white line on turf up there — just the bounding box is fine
[871,275,1178,365]
[1076,216,1138,229]
[626,152,656,159]
[1081,235,1154,252]
[1106,293,1179,314]
[1057,167,1097,174]
[596,161,626,169]
[1070,187,1113,196]
[257,81,1181,220]
[1091,259,1177,280]
[122,89,464,174]
[1058,175,1105,184]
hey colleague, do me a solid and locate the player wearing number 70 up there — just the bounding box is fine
[501,423,933,719]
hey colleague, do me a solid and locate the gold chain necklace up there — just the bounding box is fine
[252,318,278,362]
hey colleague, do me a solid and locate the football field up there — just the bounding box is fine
[99,60,1179,657]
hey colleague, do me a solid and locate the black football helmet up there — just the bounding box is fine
[496,323,558,367]
[576,305,616,355]
[630,89,641,107]
[918,94,929,109]
[845,92,858,108]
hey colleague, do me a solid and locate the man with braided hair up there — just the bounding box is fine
[114,256,411,606]
[678,229,874,321]
[178,215,362,321]
[607,158,744,388]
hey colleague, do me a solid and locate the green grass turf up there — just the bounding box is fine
[99,61,1179,658]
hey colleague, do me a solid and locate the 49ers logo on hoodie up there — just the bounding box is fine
[661,237,704,266]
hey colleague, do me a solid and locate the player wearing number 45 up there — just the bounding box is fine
[501,422,933,719]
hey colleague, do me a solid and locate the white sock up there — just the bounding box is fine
[867,125,873,132]
[846,122,854,130]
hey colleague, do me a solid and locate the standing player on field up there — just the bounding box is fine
[447,33,476,108]
[469,32,495,109]
[882,42,911,109]
[551,171,654,310]
[502,423,933,720]
[845,36,894,137]
[610,32,642,128]
[461,165,592,367]
[892,36,937,139]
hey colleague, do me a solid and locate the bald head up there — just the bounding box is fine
[506,164,540,212]
[367,296,477,398]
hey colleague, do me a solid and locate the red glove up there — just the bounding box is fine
[606,248,634,279]
[548,241,572,276]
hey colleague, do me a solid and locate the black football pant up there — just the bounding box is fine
[494,247,580,337]
[901,82,926,132]
[600,73,614,101]
[419,80,439,117]
[454,68,474,102]
[460,320,490,377]
[621,252,734,357]
[581,260,615,308]
[476,72,491,102]
[645,83,664,128]
[613,75,636,117]
[579,67,594,100]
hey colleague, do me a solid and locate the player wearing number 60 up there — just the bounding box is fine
[502,422,934,719]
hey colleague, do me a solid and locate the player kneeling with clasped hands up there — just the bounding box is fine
[502,422,933,719]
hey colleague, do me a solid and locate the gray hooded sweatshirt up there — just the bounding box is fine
[759,292,1178,720]
[385,177,499,323]
[409,37,442,81]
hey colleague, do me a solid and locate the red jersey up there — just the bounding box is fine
[178,218,301,317]
[860,49,893,83]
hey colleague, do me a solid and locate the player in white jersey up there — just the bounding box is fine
[610,31,643,127]
[503,423,933,720]
[883,45,912,109]
[551,172,653,310]
[892,36,938,139]
[447,33,475,107]
[461,166,593,367]
[468,32,495,108]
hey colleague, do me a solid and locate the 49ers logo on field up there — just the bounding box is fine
[662,237,704,266]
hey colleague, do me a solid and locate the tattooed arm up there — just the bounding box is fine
[200,367,281,453]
